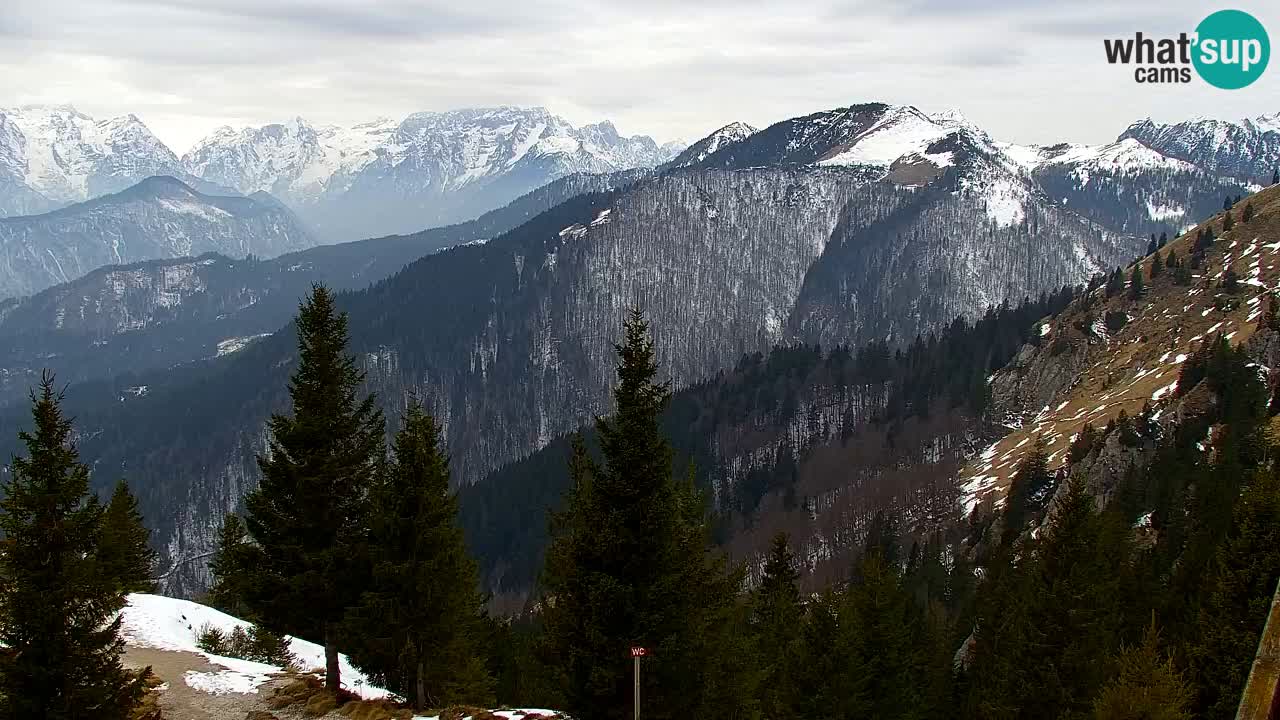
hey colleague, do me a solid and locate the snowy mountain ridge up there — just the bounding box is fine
[1119,112,1280,183]
[0,104,184,216]
[997,138,1200,177]
[181,106,684,240]
[664,121,759,168]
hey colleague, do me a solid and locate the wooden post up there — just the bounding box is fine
[630,646,647,720]
[1236,578,1280,720]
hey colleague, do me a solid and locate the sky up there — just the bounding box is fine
[2,0,1279,154]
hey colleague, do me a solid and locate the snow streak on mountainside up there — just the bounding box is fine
[1120,113,1280,184]
[0,105,185,217]
[0,176,312,299]
[181,107,683,241]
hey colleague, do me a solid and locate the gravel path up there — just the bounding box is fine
[124,646,281,720]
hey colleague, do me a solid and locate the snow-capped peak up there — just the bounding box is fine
[817,104,972,169]
[182,107,681,205]
[666,121,758,168]
[996,137,1195,176]
[1117,114,1280,181]
[1247,111,1280,134]
[0,104,181,211]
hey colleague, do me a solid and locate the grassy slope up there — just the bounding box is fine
[960,182,1280,511]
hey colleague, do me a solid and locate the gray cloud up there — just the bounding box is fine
[2,0,1277,152]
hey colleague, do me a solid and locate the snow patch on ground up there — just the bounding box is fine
[818,106,960,169]
[979,178,1026,227]
[120,594,390,699]
[216,333,272,357]
[1145,199,1186,222]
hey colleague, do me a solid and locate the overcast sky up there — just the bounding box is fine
[3,0,1278,153]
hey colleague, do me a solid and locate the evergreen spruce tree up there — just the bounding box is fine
[1223,211,1234,232]
[1151,252,1164,278]
[0,375,147,720]
[206,513,252,617]
[1158,231,1168,248]
[1242,202,1255,224]
[1146,236,1158,256]
[540,310,745,720]
[1273,168,1279,185]
[1223,196,1233,211]
[1002,437,1053,544]
[241,285,385,692]
[1105,268,1125,298]
[962,544,1039,720]
[842,550,924,719]
[795,591,866,719]
[344,402,492,710]
[1021,479,1128,719]
[97,479,157,595]
[1129,264,1145,299]
[1223,267,1240,293]
[1092,620,1192,720]
[751,533,802,720]
[1188,468,1280,719]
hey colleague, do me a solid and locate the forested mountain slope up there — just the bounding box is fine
[0,103,1161,598]
[0,176,312,299]
[462,292,1074,608]
[964,181,1280,513]
[467,180,1280,609]
[0,170,642,401]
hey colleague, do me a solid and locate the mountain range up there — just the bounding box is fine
[0,104,685,243]
[0,100,1276,598]
[183,108,683,241]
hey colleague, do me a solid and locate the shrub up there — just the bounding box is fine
[1104,310,1128,334]
[197,622,299,668]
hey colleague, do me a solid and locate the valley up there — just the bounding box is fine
[3,89,1280,720]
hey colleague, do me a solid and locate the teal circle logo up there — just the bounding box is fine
[1193,10,1270,89]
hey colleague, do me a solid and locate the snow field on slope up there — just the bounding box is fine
[120,593,391,699]
[817,107,956,168]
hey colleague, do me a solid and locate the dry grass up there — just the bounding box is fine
[263,675,417,720]
[960,184,1280,509]
[339,698,414,720]
[130,668,165,720]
